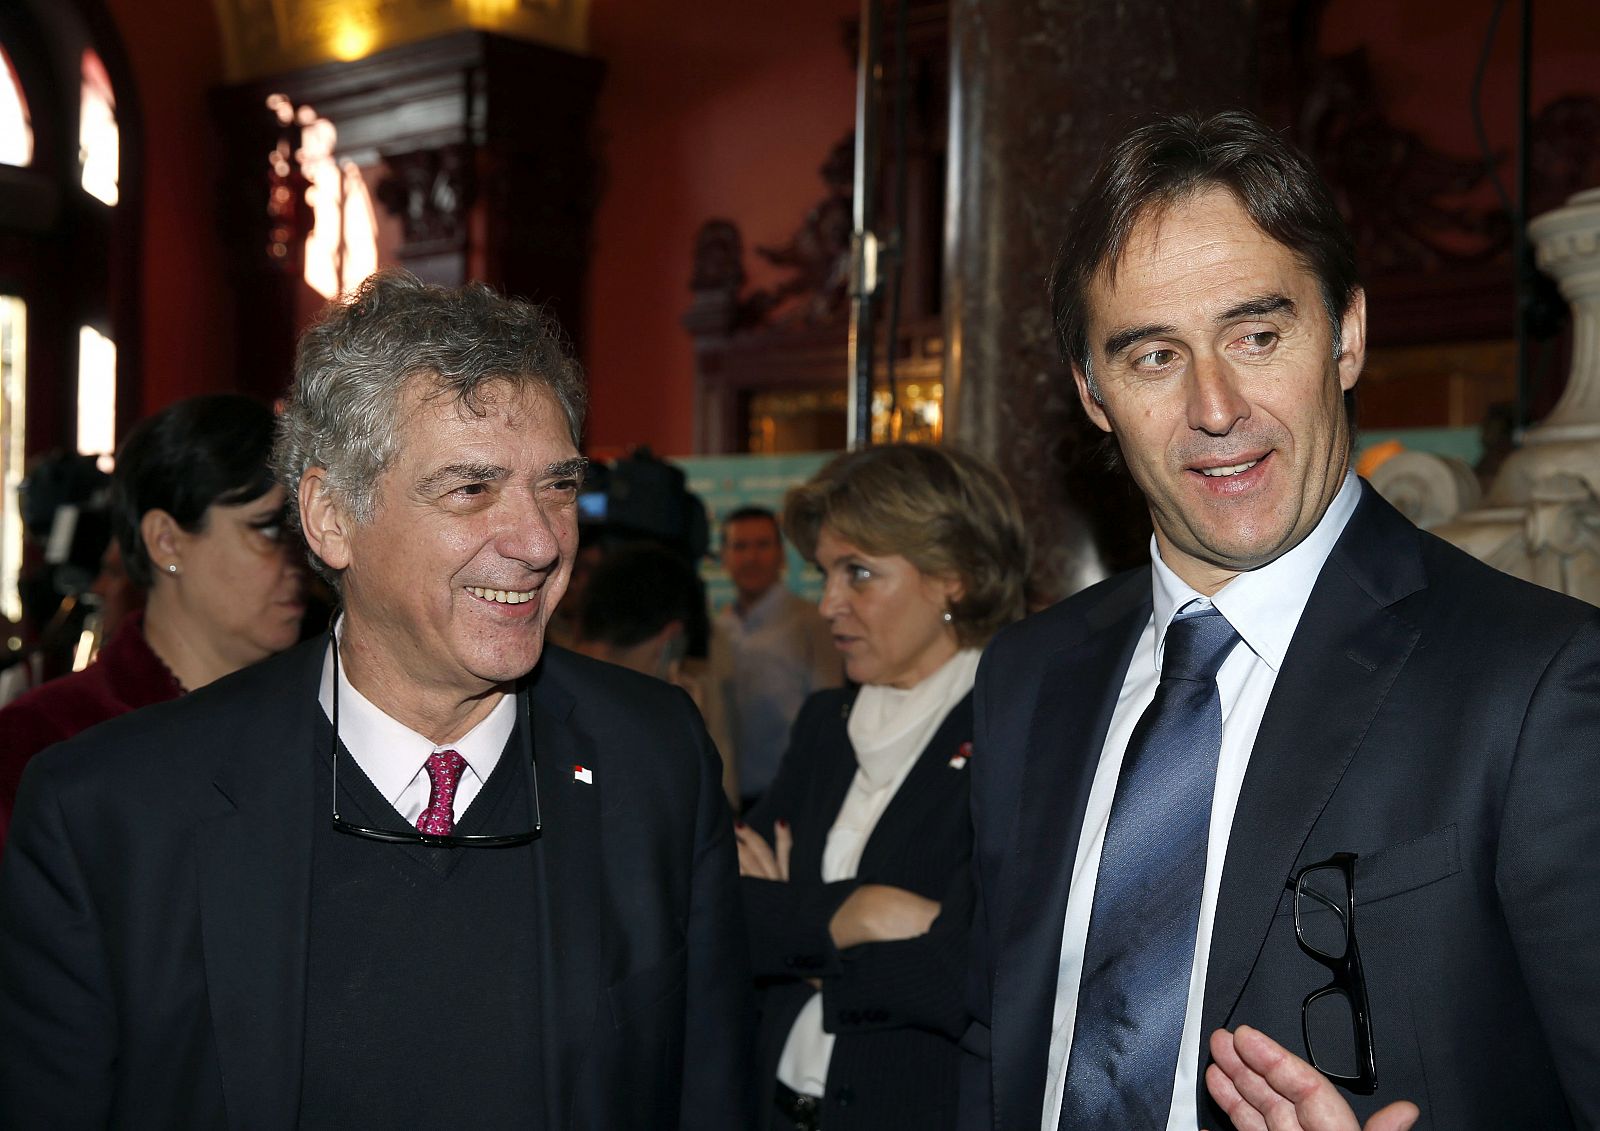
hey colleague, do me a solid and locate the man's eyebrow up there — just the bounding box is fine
[415,462,508,494]
[1216,294,1296,323]
[1104,323,1176,359]
[546,456,589,481]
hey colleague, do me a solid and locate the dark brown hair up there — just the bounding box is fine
[782,444,1029,647]
[1050,110,1359,389]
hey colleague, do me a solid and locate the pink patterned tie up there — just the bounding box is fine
[416,749,467,836]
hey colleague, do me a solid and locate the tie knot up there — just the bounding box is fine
[1161,608,1239,682]
[426,749,467,789]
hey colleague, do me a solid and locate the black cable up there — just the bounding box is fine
[1469,0,1515,216]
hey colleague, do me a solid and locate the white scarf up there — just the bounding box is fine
[778,646,983,1097]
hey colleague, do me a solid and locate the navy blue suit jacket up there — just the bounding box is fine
[960,484,1600,1130]
[0,642,754,1129]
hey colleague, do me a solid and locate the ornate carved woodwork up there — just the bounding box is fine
[211,30,602,403]
[374,144,473,251]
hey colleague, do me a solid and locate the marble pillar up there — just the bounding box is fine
[943,0,1267,600]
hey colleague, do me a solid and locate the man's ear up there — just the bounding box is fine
[1337,288,1367,393]
[139,508,182,573]
[298,468,352,572]
[1072,362,1113,433]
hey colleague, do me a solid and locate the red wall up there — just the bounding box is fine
[104,0,232,418]
[1320,0,1600,210]
[582,0,862,458]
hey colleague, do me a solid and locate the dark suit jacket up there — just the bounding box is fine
[0,641,754,1130]
[745,686,975,1130]
[960,484,1600,1130]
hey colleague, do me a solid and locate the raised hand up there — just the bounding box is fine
[1205,1026,1418,1131]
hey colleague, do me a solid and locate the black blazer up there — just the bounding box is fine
[960,484,1600,1131]
[745,685,975,1131]
[0,642,754,1130]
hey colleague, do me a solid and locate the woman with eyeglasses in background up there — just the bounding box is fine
[0,394,307,847]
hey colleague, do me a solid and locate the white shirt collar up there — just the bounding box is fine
[1150,470,1361,674]
[317,623,518,809]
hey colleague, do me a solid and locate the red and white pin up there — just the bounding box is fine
[573,764,593,785]
[948,742,973,770]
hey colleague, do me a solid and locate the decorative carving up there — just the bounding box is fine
[1366,450,1482,529]
[690,220,746,293]
[1298,48,1509,273]
[748,134,855,325]
[1529,97,1600,215]
[375,145,473,249]
[684,133,855,334]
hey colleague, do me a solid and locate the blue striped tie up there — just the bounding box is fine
[1059,606,1240,1128]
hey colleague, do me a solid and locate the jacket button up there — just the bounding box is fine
[835,1087,854,1106]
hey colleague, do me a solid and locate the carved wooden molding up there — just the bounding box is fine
[375,144,473,251]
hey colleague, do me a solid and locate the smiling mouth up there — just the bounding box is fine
[465,586,538,606]
[1195,455,1264,478]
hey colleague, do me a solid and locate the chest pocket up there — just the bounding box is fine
[1352,823,1460,905]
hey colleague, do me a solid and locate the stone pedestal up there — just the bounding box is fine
[1430,188,1600,604]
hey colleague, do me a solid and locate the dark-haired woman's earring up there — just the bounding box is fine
[166,563,179,574]
[942,610,953,624]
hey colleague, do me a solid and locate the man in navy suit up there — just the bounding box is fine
[960,112,1600,1130]
[0,271,752,1129]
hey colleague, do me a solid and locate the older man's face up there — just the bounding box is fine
[1074,187,1364,594]
[337,378,582,701]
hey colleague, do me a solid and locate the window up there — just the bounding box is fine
[76,324,116,466]
[273,95,377,300]
[0,43,30,167]
[79,48,117,206]
[0,297,25,621]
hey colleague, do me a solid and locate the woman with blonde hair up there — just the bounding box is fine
[736,442,1029,1131]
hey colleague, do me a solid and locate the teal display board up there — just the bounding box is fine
[1356,427,1482,466]
[677,451,838,615]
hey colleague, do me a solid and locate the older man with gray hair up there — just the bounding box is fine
[0,271,753,1129]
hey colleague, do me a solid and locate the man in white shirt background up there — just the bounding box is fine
[713,505,841,810]
[959,111,1600,1131]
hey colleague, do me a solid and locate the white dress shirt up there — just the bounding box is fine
[1042,471,1360,1130]
[317,633,517,826]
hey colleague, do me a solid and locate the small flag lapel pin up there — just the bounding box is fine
[948,742,972,770]
[573,764,593,785]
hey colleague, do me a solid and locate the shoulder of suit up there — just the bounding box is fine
[535,645,706,737]
[1392,520,1600,638]
[23,639,323,793]
[983,566,1149,660]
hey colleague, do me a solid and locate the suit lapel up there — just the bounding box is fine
[1200,488,1426,1060]
[993,573,1151,1130]
[196,646,320,1129]
[527,663,605,1129]
[793,695,861,883]
[856,693,973,872]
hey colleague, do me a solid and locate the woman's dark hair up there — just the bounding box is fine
[112,394,279,588]
[782,444,1030,648]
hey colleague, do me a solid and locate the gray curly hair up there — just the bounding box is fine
[272,269,587,584]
